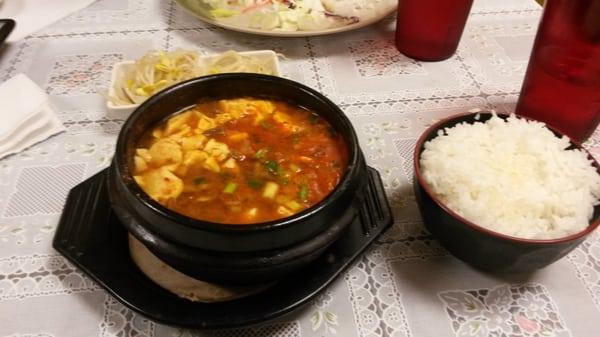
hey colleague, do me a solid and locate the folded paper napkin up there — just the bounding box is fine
[0,74,65,159]
[0,0,97,42]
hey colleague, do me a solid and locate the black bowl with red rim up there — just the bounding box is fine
[413,112,600,272]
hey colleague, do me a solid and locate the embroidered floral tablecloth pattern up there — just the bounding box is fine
[0,0,599,336]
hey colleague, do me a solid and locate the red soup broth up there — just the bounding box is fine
[132,98,348,224]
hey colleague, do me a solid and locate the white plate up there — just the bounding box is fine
[174,0,396,37]
[107,50,282,114]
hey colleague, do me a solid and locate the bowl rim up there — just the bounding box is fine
[413,111,600,245]
[114,73,362,234]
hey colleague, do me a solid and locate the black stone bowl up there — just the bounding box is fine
[108,73,368,284]
[413,112,600,272]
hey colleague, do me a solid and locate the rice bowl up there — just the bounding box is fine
[413,112,600,272]
[419,113,600,240]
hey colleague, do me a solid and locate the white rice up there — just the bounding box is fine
[420,114,600,240]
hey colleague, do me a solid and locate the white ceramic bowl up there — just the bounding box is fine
[106,50,282,115]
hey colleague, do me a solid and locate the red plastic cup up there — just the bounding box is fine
[516,0,600,143]
[395,0,474,61]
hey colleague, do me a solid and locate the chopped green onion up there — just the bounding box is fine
[193,177,206,185]
[263,160,279,175]
[255,148,268,159]
[223,182,237,194]
[299,184,309,201]
[247,178,264,189]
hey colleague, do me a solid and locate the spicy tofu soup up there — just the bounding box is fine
[132,98,348,224]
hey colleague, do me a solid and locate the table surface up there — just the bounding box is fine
[1,0,599,336]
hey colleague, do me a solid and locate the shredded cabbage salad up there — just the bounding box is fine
[110,50,276,105]
[199,0,359,31]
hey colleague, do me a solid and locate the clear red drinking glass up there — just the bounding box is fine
[395,0,474,61]
[516,0,600,143]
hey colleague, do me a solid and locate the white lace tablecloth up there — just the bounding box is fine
[1,0,599,336]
